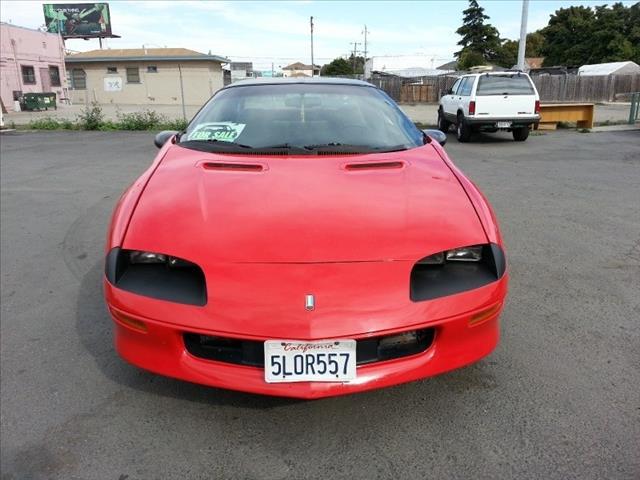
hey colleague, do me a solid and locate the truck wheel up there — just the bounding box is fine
[438,109,451,133]
[456,114,472,142]
[512,127,529,141]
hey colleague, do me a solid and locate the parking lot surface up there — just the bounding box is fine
[1,129,639,479]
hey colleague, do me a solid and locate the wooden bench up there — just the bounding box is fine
[536,103,595,130]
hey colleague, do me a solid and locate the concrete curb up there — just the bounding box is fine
[591,124,640,132]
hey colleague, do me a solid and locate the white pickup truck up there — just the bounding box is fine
[438,72,541,142]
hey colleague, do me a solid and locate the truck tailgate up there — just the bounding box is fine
[474,94,537,118]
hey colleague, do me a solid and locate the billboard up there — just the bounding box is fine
[43,3,112,38]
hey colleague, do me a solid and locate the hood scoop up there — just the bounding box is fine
[202,161,264,172]
[344,161,404,171]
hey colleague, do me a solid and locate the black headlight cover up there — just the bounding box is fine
[105,247,207,306]
[410,243,506,301]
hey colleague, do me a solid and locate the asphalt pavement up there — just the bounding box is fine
[1,129,639,479]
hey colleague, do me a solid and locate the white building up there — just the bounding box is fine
[365,55,454,78]
[578,61,640,76]
[282,62,320,77]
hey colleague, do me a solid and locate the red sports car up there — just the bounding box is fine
[104,78,507,399]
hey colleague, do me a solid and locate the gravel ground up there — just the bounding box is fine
[1,129,639,479]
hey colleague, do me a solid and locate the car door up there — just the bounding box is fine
[442,78,462,117]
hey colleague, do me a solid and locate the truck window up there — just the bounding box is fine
[458,77,473,96]
[476,75,535,95]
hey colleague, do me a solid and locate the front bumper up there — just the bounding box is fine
[104,274,508,399]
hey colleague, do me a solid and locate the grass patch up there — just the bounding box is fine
[24,103,189,132]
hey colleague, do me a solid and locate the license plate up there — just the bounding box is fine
[497,121,512,128]
[264,339,356,383]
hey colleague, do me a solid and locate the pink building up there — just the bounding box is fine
[1,22,68,111]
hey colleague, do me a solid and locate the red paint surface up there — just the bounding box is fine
[105,140,508,398]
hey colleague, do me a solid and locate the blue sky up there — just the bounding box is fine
[1,0,636,70]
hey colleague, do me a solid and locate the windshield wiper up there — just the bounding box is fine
[303,143,410,153]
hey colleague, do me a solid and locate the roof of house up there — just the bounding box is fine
[224,77,373,89]
[578,61,640,76]
[525,57,544,69]
[436,60,458,71]
[282,62,320,70]
[366,55,455,77]
[66,48,229,63]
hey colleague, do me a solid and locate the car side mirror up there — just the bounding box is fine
[423,129,447,146]
[154,130,178,149]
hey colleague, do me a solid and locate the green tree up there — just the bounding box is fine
[541,6,597,66]
[458,50,487,70]
[541,2,639,66]
[590,3,639,63]
[320,55,365,76]
[526,31,546,57]
[493,32,547,68]
[455,0,502,66]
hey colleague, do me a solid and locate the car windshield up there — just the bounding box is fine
[180,83,424,153]
[476,75,535,96]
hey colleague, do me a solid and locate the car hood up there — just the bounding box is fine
[123,144,487,264]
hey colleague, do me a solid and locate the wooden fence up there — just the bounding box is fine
[369,75,456,102]
[368,73,640,104]
[531,74,640,102]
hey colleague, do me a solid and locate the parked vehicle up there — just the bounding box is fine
[104,78,507,399]
[438,72,540,142]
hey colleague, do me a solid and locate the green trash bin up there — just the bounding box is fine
[20,92,57,111]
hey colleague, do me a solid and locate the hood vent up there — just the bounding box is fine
[345,161,404,171]
[202,162,264,172]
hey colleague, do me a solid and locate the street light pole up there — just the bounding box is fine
[363,25,369,79]
[310,16,315,77]
[517,0,529,70]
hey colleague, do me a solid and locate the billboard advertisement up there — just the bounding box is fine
[43,3,112,38]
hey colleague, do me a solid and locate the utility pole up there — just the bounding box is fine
[517,0,529,70]
[362,25,369,79]
[350,41,361,74]
[310,16,315,77]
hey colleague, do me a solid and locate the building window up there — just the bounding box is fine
[71,69,86,90]
[126,67,140,83]
[107,67,118,74]
[147,66,158,73]
[21,65,36,84]
[49,66,61,87]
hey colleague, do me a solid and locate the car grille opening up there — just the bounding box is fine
[183,328,435,368]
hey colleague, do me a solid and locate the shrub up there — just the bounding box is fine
[77,102,104,130]
[159,118,189,131]
[60,119,76,130]
[28,117,63,130]
[97,120,118,131]
[116,110,166,130]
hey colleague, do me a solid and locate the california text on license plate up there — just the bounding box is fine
[497,121,512,128]
[264,339,356,383]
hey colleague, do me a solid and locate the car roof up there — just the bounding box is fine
[222,77,375,89]
[461,71,529,77]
